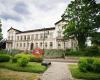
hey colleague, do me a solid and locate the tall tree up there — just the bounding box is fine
[0,20,3,41]
[91,32,100,47]
[62,0,100,50]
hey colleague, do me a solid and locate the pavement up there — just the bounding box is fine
[40,62,73,80]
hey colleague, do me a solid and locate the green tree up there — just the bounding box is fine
[62,0,100,50]
[91,32,100,47]
[0,20,3,41]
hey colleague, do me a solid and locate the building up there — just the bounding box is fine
[6,20,77,50]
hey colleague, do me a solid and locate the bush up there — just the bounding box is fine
[0,54,11,62]
[78,58,88,72]
[12,53,43,63]
[17,56,29,67]
[12,53,30,63]
[44,49,65,58]
[93,59,100,73]
[66,46,100,57]
[29,55,43,62]
[0,50,8,54]
[79,58,100,73]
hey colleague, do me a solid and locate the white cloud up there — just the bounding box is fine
[0,0,70,38]
[1,0,99,38]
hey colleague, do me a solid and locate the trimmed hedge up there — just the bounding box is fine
[66,46,100,57]
[78,58,100,73]
[44,49,65,58]
[0,54,11,62]
[17,56,29,67]
[12,53,43,63]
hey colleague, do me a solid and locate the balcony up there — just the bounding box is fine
[56,36,64,40]
[7,40,13,43]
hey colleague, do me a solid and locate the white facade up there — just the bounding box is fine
[6,20,77,50]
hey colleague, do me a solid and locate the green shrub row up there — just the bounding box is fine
[79,58,100,73]
[0,54,11,62]
[66,46,100,56]
[44,49,65,58]
[12,53,43,63]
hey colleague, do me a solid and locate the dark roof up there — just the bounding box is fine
[55,19,66,25]
[16,27,55,34]
[7,27,22,32]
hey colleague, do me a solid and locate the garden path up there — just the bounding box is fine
[40,62,73,80]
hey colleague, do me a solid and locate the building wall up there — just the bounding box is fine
[6,21,77,50]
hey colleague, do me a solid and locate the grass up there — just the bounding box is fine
[68,64,100,80]
[0,62,47,73]
[0,68,40,80]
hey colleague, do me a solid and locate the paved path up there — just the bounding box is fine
[40,62,73,80]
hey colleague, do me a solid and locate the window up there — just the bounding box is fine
[27,35,30,40]
[40,42,42,47]
[20,36,22,40]
[17,43,18,47]
[50,42,53,48]
[24,43,26,47]
[31,34,34,40]
[45,42,47,48]
[17,36,19,40]
[35,34,38,40]
[40,33,43,39]
[24,35,26,40]
[36,43,38,47]
[50,32,53,38]
[44,32,48,39]
[20,43,22,47]
[58,31,61,37]
[58,43,61,49]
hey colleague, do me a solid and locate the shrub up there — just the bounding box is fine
[93,59,100,73]
[17,56,29,67]
[79,58,100,73]
[44,49,65,58]
[0,50,8,54]
[0,54,11,62]
[78,58,88,72]
[12,53,30,63]
[12,53,43,63]
[29,55,43,62]
[66,46,100,57]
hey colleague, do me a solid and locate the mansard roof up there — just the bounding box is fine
[16,27,55,34]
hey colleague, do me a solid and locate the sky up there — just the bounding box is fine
[0,0,100,38]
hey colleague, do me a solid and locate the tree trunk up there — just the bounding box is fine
[76,35,86,50]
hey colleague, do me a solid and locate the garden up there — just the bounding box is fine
[0,50,47,80]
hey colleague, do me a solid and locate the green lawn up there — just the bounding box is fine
[68,64,100,80]
[0,68,39,80]
[0,62,47,73]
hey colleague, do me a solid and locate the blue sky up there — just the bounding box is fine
[0,0,100,38]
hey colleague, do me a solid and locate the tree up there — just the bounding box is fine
[0,20,3,41]
[62,0,100,50]
[91,32,100,47]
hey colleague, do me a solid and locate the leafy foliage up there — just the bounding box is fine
[62,0,100,50]
[69,64,100,80]
[0,62,47,73]
[0,54,11,62]
[66,46,100,56]
[91,32,100,47]
[17,56,29,67]
[78,58,100,73]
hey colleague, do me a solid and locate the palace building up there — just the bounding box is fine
[6,20,77,50]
